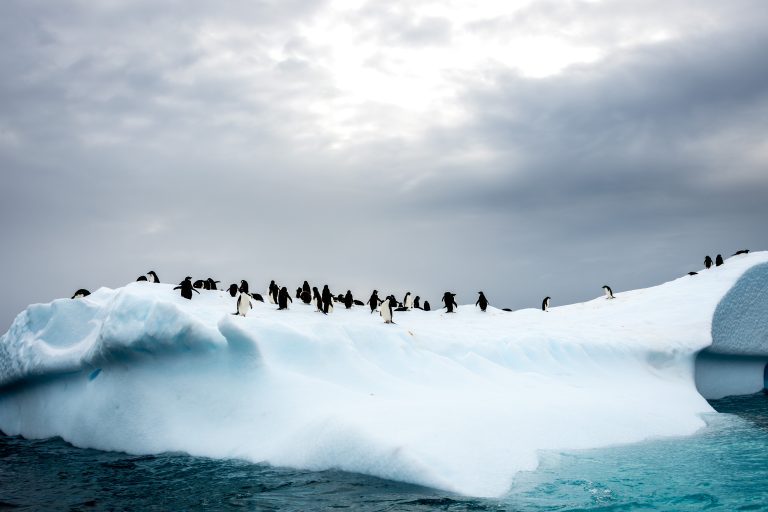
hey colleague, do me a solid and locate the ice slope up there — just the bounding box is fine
[1,252,767,497]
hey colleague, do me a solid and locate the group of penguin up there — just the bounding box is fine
[70,248,751,322]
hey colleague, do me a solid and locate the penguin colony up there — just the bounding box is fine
[69,249,752,323]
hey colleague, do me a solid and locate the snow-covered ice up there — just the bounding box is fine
[1,252,767,497]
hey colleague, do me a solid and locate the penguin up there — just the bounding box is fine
[423,301,431,311]
[301,281,312,304]
[542,296,550,312]
[395,306,409,312]
[296,287,303,300]
[174,277,199,300]
[206,278,220,291]
[602,285,614,299]
[313,287,324,313]
[367,290,381,313]
[502,308,512,312]
[704,255,713,269]
[234,291,252,316]
[413,296,421,309]
[250,293,264,302]
[268,280,279,304]
[239,280,250,294]
[353,299,365,306]
[733,249,750,256]
[344,290,353,309]
[278,286,292,310]
[193,279,205,289]
[321,285,333,314]
[228,284,239,297]
[380,297,394,324]
[147,271,160,283]
[442,292,458,313]
[688,272,698,276]
[71,289,91,299]
[335,293,345,303]
[403,292,414,309]
[716,254,724,266]
[475,292,488,312]
[136,275,148,282]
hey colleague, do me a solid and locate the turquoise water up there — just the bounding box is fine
[1,394,766,511]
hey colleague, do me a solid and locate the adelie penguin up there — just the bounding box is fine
[268,280,279,304]
[716,254,724,266]
[704,255,713,269]
[147,271,160,283]
[136,275,148,282]
[442,292,458,313]
[413,296,421,309]
[380,296,394,324]
[239,280,250,294]
[193,279,205,289]
[602,285,615,299]
[312,287,324,313]
[475,292,488,312]
[541,296,550,312]
[733,249,750,256]
[296,287,303,300]
[278,286,292,310]
[321,285,334,314]
[71,289,91,299]
[403,292,414,309]
[423,301,431,311]
[344,291,354,309]
[250,293,264,302]
[367,290,381,313]
[234,289,253,317]
[205,278,220,291]
[228,284,239,297]
[174,277,199,300]
[301,281,312,304]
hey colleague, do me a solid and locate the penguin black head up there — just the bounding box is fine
[228,284,238,297]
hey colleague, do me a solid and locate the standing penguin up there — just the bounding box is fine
[602,285,615,299]
[311,287,322,312]
[206,278,220,291]
[704,255,713,269]
[296,287,303,300]
[542,296,551,312]
[234,290,253,316]
[268,280,279,304]
[442,292,458,313]
[301,281,312,304]
[71,289,91,299]
[147,271,160,283]
[367,290,381,313]
[278,286,292,310]
[321,285,333,314]
[174,277,199,300]
[403,292,414,309]
[380,296,394,324]
[715,254,724,266]
[344,290,354,309]
[475,292,488,312]
[413,296,421,309]
[423,301,431,311]
[228,284,239,297]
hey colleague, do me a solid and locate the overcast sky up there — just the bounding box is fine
[1,0,767,331]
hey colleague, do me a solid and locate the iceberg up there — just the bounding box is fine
[1,252,767,497]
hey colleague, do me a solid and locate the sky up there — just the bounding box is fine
[1,0,767,330]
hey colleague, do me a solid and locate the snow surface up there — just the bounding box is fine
[1,252,767,497]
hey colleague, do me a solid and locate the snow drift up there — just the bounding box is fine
[1,252,767,497]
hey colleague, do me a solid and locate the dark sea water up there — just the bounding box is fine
[1,394,767,511]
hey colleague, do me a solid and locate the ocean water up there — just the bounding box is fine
[1,394,767,511]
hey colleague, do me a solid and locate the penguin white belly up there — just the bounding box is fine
[404,295,413,309]
[237,293,251,316]
[380,299,392,323]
